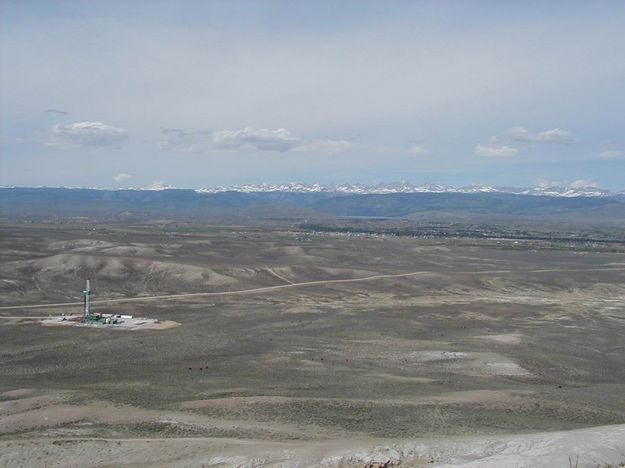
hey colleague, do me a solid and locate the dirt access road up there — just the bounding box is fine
[2,266,625,312]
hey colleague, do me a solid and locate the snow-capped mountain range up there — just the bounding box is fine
[195,182,622,198]
[3,182,622,198]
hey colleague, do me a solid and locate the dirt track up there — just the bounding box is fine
[2,266,625,312]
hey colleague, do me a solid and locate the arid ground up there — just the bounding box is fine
[1,222,625,466]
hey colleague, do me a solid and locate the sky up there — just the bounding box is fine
[1,1,625,190]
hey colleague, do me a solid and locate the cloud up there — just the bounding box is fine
[297,139,353,153]
[535,128,575,143]
[212,127,300,152]
[113,173,132,182]
[599,150,624,159]
[537,178,601,190]
[372,145,429,155]
[159,127,352,154]
[501,126,575,143]
[43,108,69,115]
[158,141,205,153]
[536,177,562,188]
[569,179,599,189]
[408,146,429,156]
[476,126,576,158]
[147,180,173,190]
[503,127,533,142]
[160,127,211,139]
[474,143,519,157]
[49,121,128,148]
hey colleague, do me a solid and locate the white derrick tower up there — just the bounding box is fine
[83,278,92,317]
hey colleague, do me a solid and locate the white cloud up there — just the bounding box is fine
[158,140,207,153]
[43,108,69,115]
[535,128,575,143]
[536,177,562,188]
[503,127,534,142]
[159,127,352,154]
[212,127,300,152]
[371,145,429,155]
[599,150,624,159]
[49,121,127,148]
[477,126,575,159]
[474,144,519,157]
[297,139,353,153]
[536,178,601,190]
[501,126,575,143]
[147,181,173,190]
[113,173,132,182]
[569,179,599,189]
[408,146,429,156]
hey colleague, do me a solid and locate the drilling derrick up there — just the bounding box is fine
[83,278,93,320]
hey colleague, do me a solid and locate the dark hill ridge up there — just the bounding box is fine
[316,192,625,218]
[1,187,624,222]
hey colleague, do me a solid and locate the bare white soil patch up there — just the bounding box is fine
[371,373,437,384]
[179,389,528,410]
[47,239,116,251]
[0,398,348,440]
[100,245,160,257]
[0,389,37,399]
[404,350,531,377]
[41,316,180,331]
[475,333,524,345]
[0,394,70,417]
[1,424,624,467]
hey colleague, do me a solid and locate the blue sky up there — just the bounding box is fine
[1,1,624,189]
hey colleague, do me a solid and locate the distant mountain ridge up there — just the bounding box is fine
[1,186,625,223]
[3,182,621,198]
[194,181,619,198]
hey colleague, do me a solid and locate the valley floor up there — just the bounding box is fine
[1,222,625,466]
